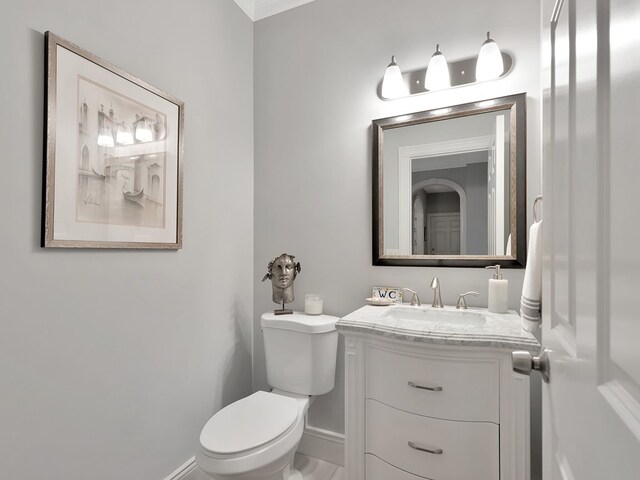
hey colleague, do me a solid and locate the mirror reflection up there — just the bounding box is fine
[372,94,526,267]
[384,111,511,256]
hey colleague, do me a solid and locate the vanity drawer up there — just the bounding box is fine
[366,454,428,480]
[366,399,499,480]
[366,345,499,422]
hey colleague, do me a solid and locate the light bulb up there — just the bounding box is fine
[476,32,504,81]
[97,126,114,147]
[135,119,153,142]
[381,55,407,99]
[116,124,134,145]
[424,45,450,91]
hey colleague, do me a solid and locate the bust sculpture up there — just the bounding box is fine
[262,253,301,315]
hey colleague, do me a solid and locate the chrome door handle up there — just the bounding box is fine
[408,441,443,455]
[512,348,550,383]
[408,381,443,392]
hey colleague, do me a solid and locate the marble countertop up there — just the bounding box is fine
[337,304,540,353]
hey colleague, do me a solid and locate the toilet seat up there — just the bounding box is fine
[196,391,309,479]
[200,391,298,456]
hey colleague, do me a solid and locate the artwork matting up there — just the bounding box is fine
[43,32,184,249]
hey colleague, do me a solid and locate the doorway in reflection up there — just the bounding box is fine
[411,152,488,255]
[412,181,464,255]
[415,187,461,255]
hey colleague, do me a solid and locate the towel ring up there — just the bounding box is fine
[533,195,543,223]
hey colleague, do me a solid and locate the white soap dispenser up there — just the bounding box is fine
[486,265,508,313]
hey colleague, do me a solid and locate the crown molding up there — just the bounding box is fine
[254,0,317,20]
[233,0,318,21]
[233,0,255,20]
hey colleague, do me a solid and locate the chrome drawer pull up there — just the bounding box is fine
[408,441,443,455]
[408,381,443,392]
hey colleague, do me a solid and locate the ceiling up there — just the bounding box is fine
[233,0,318,21]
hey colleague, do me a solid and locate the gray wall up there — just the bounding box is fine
[425,192,460,214]
[0,1,254,479]
[254,0,541,453]
[466,162,490,254]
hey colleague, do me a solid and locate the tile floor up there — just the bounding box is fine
[191,453,343,480]
[293,453,344,480]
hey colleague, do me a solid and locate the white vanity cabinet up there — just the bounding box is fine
[337,306,539,480]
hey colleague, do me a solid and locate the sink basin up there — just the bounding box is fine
[383,307,486,327]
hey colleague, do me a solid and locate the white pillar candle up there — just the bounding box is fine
[304,294,323,315]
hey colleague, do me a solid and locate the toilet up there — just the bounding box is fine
[196,312,339,480]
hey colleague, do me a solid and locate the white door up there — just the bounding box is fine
[542,0,640,478]
[427,213,460,255]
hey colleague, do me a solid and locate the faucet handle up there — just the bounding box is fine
[400,288,421,306]
[456,291,479,309]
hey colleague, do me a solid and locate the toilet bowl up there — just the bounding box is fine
[196,312,339,480]
[196,391,309,480]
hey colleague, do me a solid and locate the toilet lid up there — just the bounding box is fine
[200,391,298,455]
[261,312,339,334]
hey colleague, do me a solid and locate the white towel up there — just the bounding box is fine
[520,220,542,332]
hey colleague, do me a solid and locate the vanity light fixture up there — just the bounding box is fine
[378,33,512,100]
[424,44,451,91]
[381,55,407,100]
[476,31,504,81]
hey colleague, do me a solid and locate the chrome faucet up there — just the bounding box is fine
[430,277,444,308]
[400,288,421,306]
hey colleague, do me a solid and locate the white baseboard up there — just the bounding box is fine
[297,426,345,467]
[164,457,205,480]
[165,426,344,480]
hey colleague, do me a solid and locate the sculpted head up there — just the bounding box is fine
[262,253,301,305]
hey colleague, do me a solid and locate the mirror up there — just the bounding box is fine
[372,93,526,267]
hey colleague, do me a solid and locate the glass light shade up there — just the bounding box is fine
[424,45,450,91]
[135,120,153,142]
[476,32,504,81]
[381,56,407,99]
[116,124,134,145]
[97,127,114,147]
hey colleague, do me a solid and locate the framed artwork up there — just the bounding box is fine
[42,32,184,248]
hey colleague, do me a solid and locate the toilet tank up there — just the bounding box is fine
[261,312,339,396]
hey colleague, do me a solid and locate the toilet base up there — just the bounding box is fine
[198,450,302,480]
[287,468,302,480]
